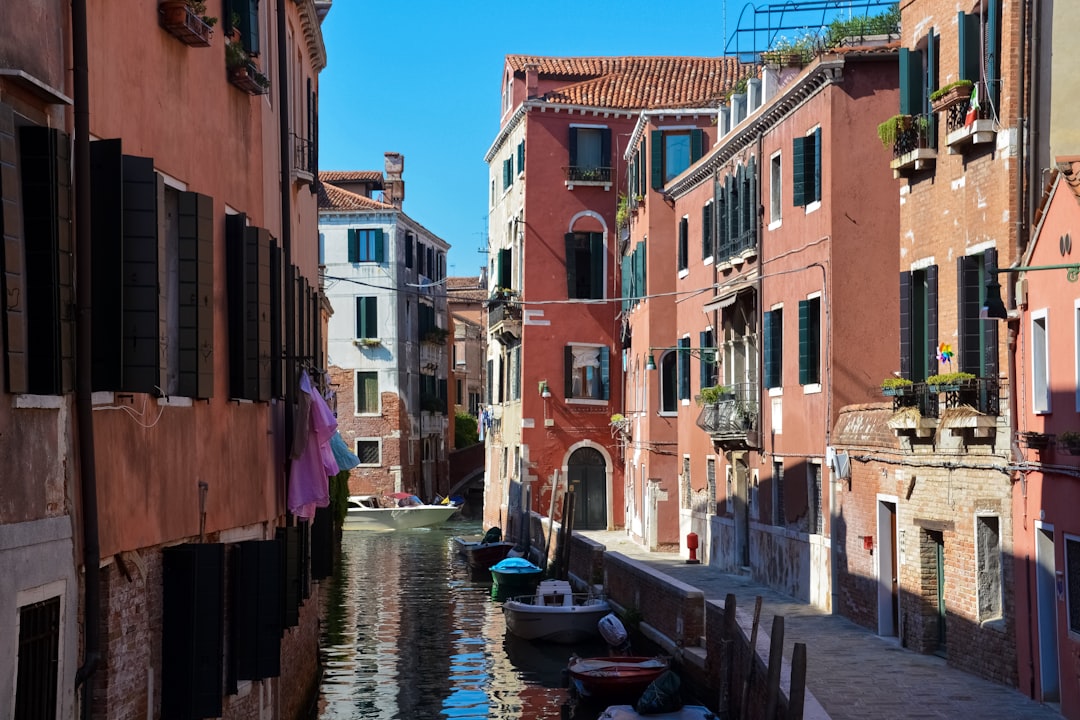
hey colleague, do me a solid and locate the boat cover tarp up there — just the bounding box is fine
[491,557,541,573]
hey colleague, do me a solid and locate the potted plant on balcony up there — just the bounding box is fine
[159,0,216,46]
[356,337,381,348]
[930,79,974,113]
[1017,431,1052,450]
[696,385,734,406]
[926,371,975,392]
[880,377,913,397]
[1058,431,1080,455]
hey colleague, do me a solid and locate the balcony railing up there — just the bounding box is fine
[293,135,315,182]
[228,62,270,95]
[563,166,612,184]
[886,377,1000,420]
[487,298,521,344]
[944,90,996,153]
[890,115,936,177]
[695,382,759,449]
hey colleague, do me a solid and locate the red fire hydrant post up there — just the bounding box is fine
[686,532,701,564]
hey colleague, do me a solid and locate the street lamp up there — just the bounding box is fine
[644,346,720,370]
[983,263,1080,320]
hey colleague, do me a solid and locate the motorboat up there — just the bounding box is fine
[489,557,543,600]
[502,580,612,643]
[342,495,460,531]
[567,655,670,703]
[597,705,717,720]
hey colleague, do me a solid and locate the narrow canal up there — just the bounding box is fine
[316,520,610,719]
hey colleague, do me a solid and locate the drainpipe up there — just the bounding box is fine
[71,0,101,707]
[277,0,295,504]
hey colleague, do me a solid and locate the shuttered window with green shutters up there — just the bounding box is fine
[347,228,385,263]
[957,250,998,378]
[355,296,377,339]
[701,202,713,260]
[678,337,691,401]
[699,329,718,392]
[899,266,938,381]
[763,308,783,389]
[798,297,821,386]
[651,128,704,189]
[565,232,604,299]
[564,345,610,400]
[792,130,821,207]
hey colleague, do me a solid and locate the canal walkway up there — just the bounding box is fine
[580,530,1061,720]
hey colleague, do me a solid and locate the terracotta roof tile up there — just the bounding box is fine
[506,55,748,110]
[317,181,396,212]
[319,170,383,185]
[447,276,487,302]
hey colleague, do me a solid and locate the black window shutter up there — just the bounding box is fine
[983,250,999,378]
[255,539,282,678]
[798,300,810,385]
[957,256,982,375]
[0,109,28,393]
[702,203,713,259]
[89,138,124,392]
[178,191,215,399]
[121,154,160,394]
[230,542,258,684]
[564,346,574,398]
[589,232,604,299]
[638,144,647,197]
[792,136,807,207]
[650,130,663,189]
[498,247,512,289]
[405,233,414,268]
[926,265,939,376]
[278,527,300,628]
[365,296,377,338]
[162,543,224,720]
[563,234,576,298]
[439,378,448,412]
[310,506,334,580]
[255,228,271,402]
[243,0,260,56]
[678,217,688,271]
[269,240,282,399]
[225,213,250,399]
[899,272,912,379]
[568,127,578,168]
[600,128,612,170]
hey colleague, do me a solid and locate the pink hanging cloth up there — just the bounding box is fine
[288,370,338,519]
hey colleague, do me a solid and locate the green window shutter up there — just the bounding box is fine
[243,0,260,56]
[958,13,981,82]
[374,228,385,263]
[899,271,911,379]
[792,136,807,207]
[347,228,358,263]
[811,131,820,203]
[365,296,378,340]
[678,337,691,400]
[589,232,604,299]
[621,255,630,312]
[564,346,574,398]
[764,310,782,389]
[690,129,704,163]
[568,127,578,169]
[798,301,809,385]
[702,203,713,259]
[798,299,819,385]
[987,0,1000,109]
[600,346,610,400]
[650,130,663,189]
[957,256,982,375]
[564,234,576,297]
[517,140,525,173]
[925,31,938,148]
[638,144,647,197]
[926,264,939,378]
[899,48,924,116]
[1,106,28,393]
[699,331,710,392]
[600,128,612,171]
[982,250,999,378]
[638,240,646,306]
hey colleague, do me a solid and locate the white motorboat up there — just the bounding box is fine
[342,495,460,531]
[503,580,612,643]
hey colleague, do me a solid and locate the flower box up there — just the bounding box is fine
[1017,431,1052,450]
[159,0,214,47]
[930,81,973,114]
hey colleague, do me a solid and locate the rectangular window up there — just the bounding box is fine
[405,232,414,269]
[702,202,713,260]
[810,462,823,534]
[769,151,782,225]
[564,232,604,299]
[900,266,938,381]
[1032,311,1049,413]
[791,129,821,207]
[773,460,785,526]
[355,439,380,466]
[226,216,272,402]
[347,228,385,263]
[517,140,525,174]
[682,455,691,508]
[355,296,378,339]
[1067,535,1080,634]
[798,297,821,386]
[509,346,521,401]
[355,371,379,414]
[699,329,718,392]
[564,344,610,400]
[763,307,783,389]
[15,596,60,720]
[678,216,689,271]
[976,515,1002,620]
[651,128,703,188]
[502,157,513,190]
[706,457,717,514]
[678,337,691,402]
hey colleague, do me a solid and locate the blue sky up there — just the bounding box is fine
[316,0,840,277]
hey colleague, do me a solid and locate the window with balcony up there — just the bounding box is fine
[651,128,703,188]
[699,329,719,392]
[348,228,385,263]
[899,265,938,381]
[957,249,998,379]
[715,158,758,262]
[565,232,604,299]
[355,371,379,414]
[564,344,609,401]
[568,126,611,183]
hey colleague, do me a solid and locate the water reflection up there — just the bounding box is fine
[317,522,608,720]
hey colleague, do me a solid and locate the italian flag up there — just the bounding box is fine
[965,85,980,126]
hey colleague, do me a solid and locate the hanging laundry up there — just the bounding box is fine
[288,370,338,519]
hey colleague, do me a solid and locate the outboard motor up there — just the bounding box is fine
[598,613,632,656]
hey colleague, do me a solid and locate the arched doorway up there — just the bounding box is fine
[568,447,607,530]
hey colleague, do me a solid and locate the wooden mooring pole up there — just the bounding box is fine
[738,596,763,720]
[763,615,785,720]
[717,593,738,719]
[787,642,806,720]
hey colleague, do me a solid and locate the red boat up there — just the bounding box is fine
[567,655,670,702]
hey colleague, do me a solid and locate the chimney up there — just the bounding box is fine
[383,152,404,208]
[524,63,539,99]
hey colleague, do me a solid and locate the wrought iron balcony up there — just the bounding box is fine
[889,115,936,178]
[293,135,315,183]
[887,377,1000,426]
[944,89,996,153]
[563,166,613,186]
[487,298,521,344]
[695,382,760,450]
